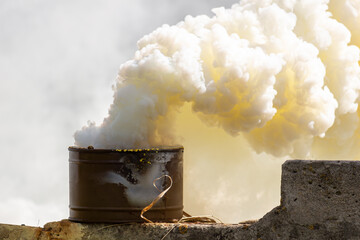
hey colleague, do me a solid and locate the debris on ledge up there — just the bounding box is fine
[1,160,360,239]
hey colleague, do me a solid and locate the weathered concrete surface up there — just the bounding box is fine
[1,160,360,239]
[253,160,360,240]
[0,220,254,240]
[0,223,42,239]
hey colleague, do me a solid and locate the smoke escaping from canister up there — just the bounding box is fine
[74,0,360,222]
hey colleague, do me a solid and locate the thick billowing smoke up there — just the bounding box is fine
[75,0,360,159]
[74,0,360,222]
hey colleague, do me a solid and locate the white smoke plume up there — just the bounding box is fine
[75,0,360,159]
[74,0,360,222]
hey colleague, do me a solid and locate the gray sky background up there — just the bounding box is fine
[0,0,239,226]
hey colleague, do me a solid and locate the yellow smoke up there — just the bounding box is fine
[176,103,284,222]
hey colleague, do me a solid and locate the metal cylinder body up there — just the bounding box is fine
[68,146,183,223]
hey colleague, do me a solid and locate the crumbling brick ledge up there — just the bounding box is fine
[1,160,360,240]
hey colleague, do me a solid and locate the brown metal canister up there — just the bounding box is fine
[68,146,183,223]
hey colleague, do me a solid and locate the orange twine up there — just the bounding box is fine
[140,175,173,223]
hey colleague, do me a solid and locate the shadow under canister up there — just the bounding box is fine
[68,146,184,223]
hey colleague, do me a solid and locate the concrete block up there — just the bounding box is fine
[281,160,360,224]
[253,160,360,240]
